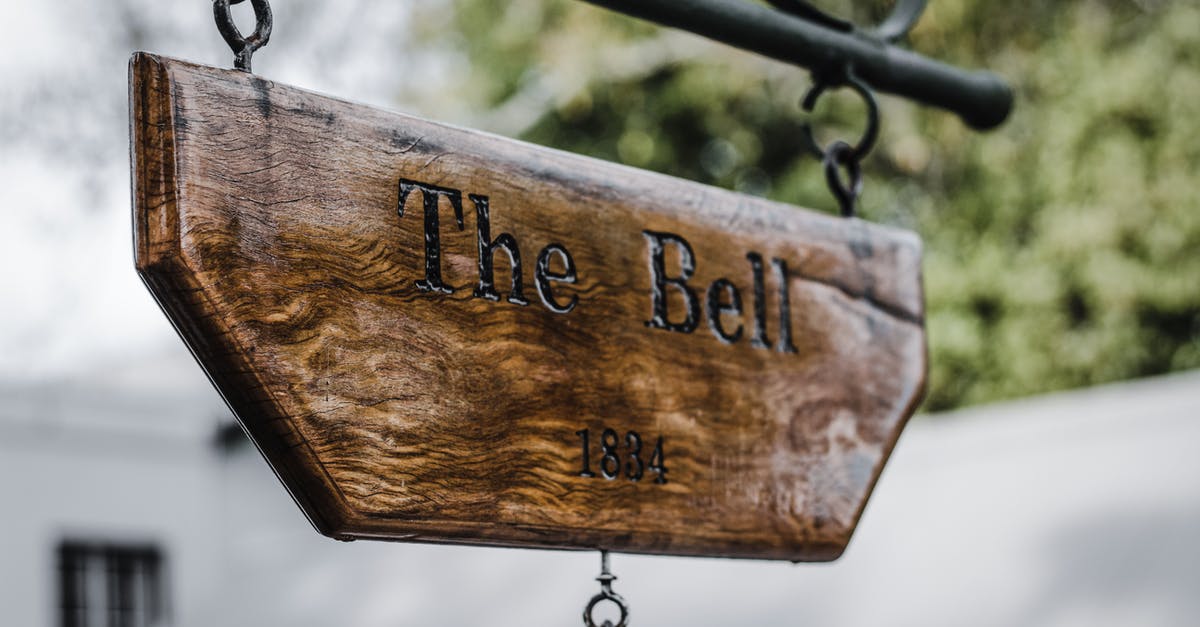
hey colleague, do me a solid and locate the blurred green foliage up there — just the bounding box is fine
[420,0,1200,411]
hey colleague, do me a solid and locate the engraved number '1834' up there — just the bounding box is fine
[575,428,667,484]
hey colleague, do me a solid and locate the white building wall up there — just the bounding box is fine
[0,354,238,627]
[2,363,1198,627]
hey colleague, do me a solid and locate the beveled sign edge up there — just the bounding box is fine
[130,51,927,562]
[131,51,362,541]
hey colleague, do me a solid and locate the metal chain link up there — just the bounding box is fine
[799,66,879,218]
[213,0,273,72]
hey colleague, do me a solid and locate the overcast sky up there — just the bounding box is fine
[0,0,429,380]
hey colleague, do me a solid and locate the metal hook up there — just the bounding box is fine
[767,0,927,43]
[823,140,863,218]
[583,551,629,627]
[213,0,273,72]
[874,0,929,43]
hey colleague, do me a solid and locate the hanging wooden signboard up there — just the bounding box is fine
[131,52,926,561]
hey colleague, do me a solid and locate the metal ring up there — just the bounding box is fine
[213,0,273,72]
[583,590,629,627]
[799,67,880,163]
[823,140,863,218]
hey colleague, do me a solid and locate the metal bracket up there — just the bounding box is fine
[577,0,1012,130]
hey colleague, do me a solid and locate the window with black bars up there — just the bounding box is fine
[57,541,168,627]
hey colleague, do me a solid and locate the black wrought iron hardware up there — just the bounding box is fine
[800,65,879,217]
[583,551,629,627]
[210,0,1010,131]
[213,0,273,73]
[768,0,927,43]
[576,0,1013,131]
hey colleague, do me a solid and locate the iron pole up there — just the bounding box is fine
[577,0,1013,130]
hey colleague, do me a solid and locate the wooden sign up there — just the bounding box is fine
[131,53,926,561]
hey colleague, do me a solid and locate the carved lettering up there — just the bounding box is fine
[575,427,667,484]
[535,244,579,314]
[643,231,700,334]
[396,177,809,354]
[398,178,464,294]
[747,252,770,349]
[705,278,744,344]
[773,258,798,354]
[470,193,529,306]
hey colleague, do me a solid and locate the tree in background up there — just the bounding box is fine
[4,0,1193,404]
[414,0,1200,411]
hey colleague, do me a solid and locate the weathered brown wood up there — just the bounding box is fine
[131,52,926,561]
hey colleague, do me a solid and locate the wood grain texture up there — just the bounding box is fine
[131,53,927,561]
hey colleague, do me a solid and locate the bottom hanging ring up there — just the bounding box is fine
[584,590,630,627]
[584,551,630,627]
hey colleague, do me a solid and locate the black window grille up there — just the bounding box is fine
[57,541,168,627]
